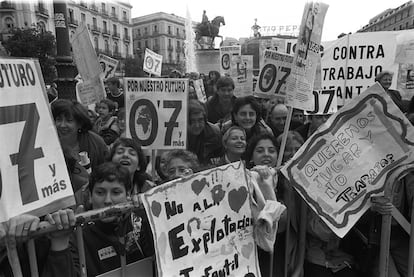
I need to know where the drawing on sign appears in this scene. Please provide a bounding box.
[222,54,230,70]
[282,85,414,237]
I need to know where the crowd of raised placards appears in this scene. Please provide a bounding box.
[1,70,413,277]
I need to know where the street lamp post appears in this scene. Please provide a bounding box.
[53,1,77,100]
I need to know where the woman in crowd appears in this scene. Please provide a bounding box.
[164,149,200,181]
[215,126,247,166]
[222,95,272,143]
[51,99,108,171]
[93,99,120,145]
[244,133,286,276]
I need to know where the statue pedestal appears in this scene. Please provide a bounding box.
[195,48,220,74]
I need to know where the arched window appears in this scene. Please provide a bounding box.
[94,37,99,50]
[5,17,14,30]
[114,41,118,54]
[124,43,129,55]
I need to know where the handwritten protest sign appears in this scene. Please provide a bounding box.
[98,54,119,81]
[124,78,187,150]
[254,49,293,100]
[286,2,329,111]
[143,48,162,77]
[0,58,75,222]
[281,83,414,237]
[141,162,261,277]
[219,45,241,76]
[76,75,106,106]
[230,55,253,98]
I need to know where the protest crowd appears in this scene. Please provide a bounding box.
[2,3,414,277]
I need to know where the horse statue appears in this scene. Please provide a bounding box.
[195,16,225,49]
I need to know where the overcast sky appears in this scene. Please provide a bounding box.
[130,0,409,42]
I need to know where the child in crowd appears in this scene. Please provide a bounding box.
[93,99,120,145]
[42,162,154,277]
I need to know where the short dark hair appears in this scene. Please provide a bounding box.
[108,138,148,176]
[89,162,131,193]
[99,99,116,112]
[216,76,235,90]
[244,133,278,168]
[188,99,207,120]
[51,99,92,132]
[231,95,262,125]
[106,76,120,87]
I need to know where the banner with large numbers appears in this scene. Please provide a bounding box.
[286,2,329,111]
[98,54,119,81]
[230,55,253,98]
[281,83,414,237]
[219,45,241,76]
[254,49,293,100]
[141,162,261,277]
[124,78,187,150]
[321,32,400,106]
[0,58,75,223]
[143,48,163,77]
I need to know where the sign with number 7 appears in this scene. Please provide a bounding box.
[0,58,74,223]
[306,89,338,115]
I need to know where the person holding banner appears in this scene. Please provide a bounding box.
[221,96,273,143]
[187,100,224,167]
[206,76,236,124]
[42,162,154,277]
[51,99,108,171]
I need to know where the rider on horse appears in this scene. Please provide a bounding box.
[202,10,212,36]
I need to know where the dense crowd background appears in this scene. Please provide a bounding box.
[1,69,414,277]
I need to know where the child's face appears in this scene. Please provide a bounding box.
[91,180,127,222]
[98,102,111,119]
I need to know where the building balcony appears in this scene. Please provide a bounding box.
[113,51,121,58]
[0,1,15,11]
[112,32,120,39]
[102,29,111,36]
[102,9,108,16]
[90,4,98,12]
[111,13,118,20]
[176,46,181,53]
[152,30,159,35]
[123,34,130,42]
[102,49,112,56]
[167,45,173,51]
[68,18,79,27]
[91,25,100,34]
[122,17,129,24]
[35,6,49,18]
[79,1,88,8]
[153,45,160,52]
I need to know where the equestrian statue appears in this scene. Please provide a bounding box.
[195,11,225,49]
